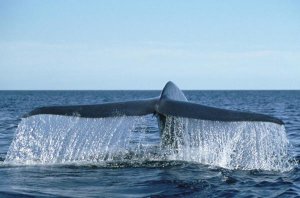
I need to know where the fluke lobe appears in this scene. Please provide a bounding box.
[25,81,284,125]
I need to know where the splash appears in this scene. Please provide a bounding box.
[5,115,160,165]
[5,115,295,171]
[162,116,295,171]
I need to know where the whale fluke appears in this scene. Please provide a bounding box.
[24,81,284,125]
[24,98,159,118]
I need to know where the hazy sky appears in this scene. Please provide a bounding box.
[0,0,299,90]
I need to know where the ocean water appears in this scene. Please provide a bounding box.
[0,90,299,197]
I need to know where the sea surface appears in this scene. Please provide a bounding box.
[0,90,299,197]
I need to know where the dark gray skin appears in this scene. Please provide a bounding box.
[25,81,284,125]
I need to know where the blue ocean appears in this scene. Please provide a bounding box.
[0,90,299,197]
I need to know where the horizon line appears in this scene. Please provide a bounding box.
[0,89,299,91]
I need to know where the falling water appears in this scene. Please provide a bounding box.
[5,115,160,165]
[5,115,295,171]
[162,116,295,171]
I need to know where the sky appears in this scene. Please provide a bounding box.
[0,0,299,90]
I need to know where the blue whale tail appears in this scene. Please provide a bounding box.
[24,81,284,125]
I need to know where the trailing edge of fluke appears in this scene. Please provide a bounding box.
[25,81,284,125]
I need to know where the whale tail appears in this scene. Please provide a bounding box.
[24,81,284,126]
